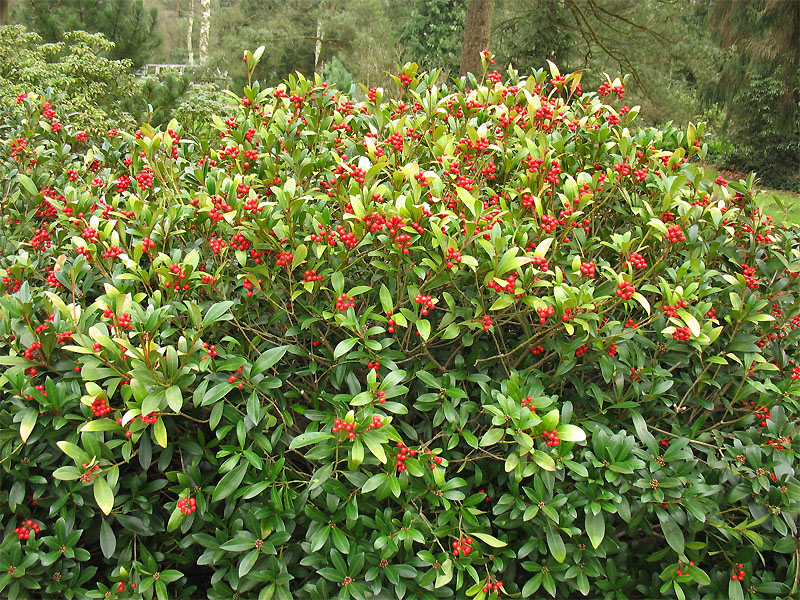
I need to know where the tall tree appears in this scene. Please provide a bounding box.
[0,0,10,26]
[17,0,161,67]
[459,0,494,77]
[400,0,466,75]
[198,0,211,64]
[186,0,195,65]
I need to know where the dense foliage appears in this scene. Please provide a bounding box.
[1,51,799,600]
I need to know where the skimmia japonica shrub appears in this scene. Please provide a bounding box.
[0,49,799,600]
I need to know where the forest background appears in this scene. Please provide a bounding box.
[1,0,798,192]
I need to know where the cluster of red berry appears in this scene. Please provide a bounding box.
[91,397,112,417]
[675,561,695,576]
[755,405,771,426]
[394,442,416,472]
[665,224,686,243]
[482,315,492,331]
[336,293,356,311]
[731,563,746,581]
[672,327,691,341]
[579,261,595,277]
[116,582,136,593]
[303,269,322,282]
[529,345,545,355]
[367,416,383,430]
[445,247,462,268]
[482,579,504,595]
[544,429,561,447]
[414,294,435,315]
[14,520,40,540]
[520,396,537,412]
[386,310,395,334]
[662,299,687,317]
[177,496,197,514]
[452,536,473,557]
[627,252,648,269]
[332,418,356,439]
[80,463,100,482]
[536,306,554,323]
[616,281,635,300]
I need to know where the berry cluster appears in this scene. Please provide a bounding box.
[665,224,686,243]
[303,269,322,282]
[482,579,504,595]
[367,416,383,430]
[14,520,40,540]
[445,247,462,268]
[452,536,473,557]
[536,306,554,323]
[426,449,444,469]
[374,390,386,404]
[675,561,695,576]
[414,294,435,315]
[482,315,492,331]
[672,326,691,341]
[332,418,356,439]
[529,344,545,355]
[520,396,537,412]
[80,463,100,482]
[335,293,355,311]
[627,252,648,269]
[579,261,595,277]
[662,299,687,317]
[177,497,197,514]
[394,442,416,472]
[731,564,746,581]
[386,309,395,334]
[616,281,635,300]
[91,397,112,417]
[544,429,561,447]
[755,405,771,426]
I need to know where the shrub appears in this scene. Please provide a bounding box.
[1,51,799,600]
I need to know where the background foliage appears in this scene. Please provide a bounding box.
[0,48,798,599]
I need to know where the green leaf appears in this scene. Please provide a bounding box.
[334,338,358,359]
[203,301,234,328]
[363,434,387,464]
[490,295,514,311]
[53,466,81,480]
[557,424,586,442]
[585,509,605,549]
[165,386,182,412]
[434,558,453,588]
[251,345,289,376]
[480,428,504,446]
[379,284,393,313]
[470,532,506,548]
[658,511,685,554]
[79,419,121,433]
[546,527,566,563]
[153,418,167,448]
[239,549,260,578]
[17,174,38,196]
[57,441,88,464]
[331,271,344,295]
[290,431,334,449]
[100,519,116,558]
[361,472,386,494]
[167,507,186,533]
[93,477,114,515]
[728,578,744,600]
[19,408,37,442]
[416,319,430,341]
[531,450,556,471]
[212,464,248,502]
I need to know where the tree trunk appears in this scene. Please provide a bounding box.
[459,0,495,78]
[198,0,211,64]
[314,13,323,74]
[187,0,195,65]
[0,0,10,26]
